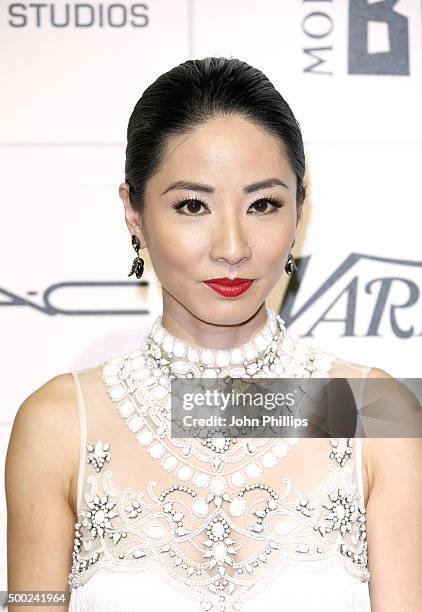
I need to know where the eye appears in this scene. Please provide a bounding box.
[171,194,284,216]
[171,197,209,215]
[247,196,284,214]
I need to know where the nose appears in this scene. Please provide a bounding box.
[209,214,252,266]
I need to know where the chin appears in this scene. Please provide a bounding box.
[201,303,263,323]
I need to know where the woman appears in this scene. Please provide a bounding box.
[6,57,422,611]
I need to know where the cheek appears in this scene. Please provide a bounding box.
[253,224,293,261]
[146,217,206,272]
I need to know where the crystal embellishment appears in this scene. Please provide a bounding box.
[86,440,111,472]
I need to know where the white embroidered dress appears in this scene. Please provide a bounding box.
[67,307,372,611]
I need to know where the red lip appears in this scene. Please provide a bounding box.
[204,279,254,297]
[204,277,253,286]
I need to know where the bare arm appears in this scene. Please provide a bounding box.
[5,374,79,611]
[365,367,422,611]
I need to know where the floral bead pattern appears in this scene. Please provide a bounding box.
[69,436,370,599]
[328,439,353,467]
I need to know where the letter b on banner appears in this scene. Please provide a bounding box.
[348,0,409,75]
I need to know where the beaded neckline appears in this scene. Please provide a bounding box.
[143,305,286,378]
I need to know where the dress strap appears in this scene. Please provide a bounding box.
[354,364,372,509]
[71,371,87,516]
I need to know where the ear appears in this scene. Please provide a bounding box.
[119,182,147,248]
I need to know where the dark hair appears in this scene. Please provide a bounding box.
[125,56,306,213]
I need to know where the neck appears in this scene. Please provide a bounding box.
[160,300,269,351]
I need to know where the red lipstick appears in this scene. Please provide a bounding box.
[203,277,254,297]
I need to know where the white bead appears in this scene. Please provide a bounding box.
[246,363,259,375]
[152,327,164,342]
[192,497,208,517]
[172,341,186,358]
[118,400,135,417]
[170,361,190,375]
[231,471,245,487]
[245,463,261,478]
[211,523,225,538]
[193,472,209,488]
[231,348,242,363]
[261,452,277,468]
[177,465,193,481]
[136,429,153,446]
[210,477,226,495]
[229,496,246,517]
[127,416,143,432]
[109,385,125,401]
[213,542,227,560]
[229,367,247,377]
[187,347,199,362]
[200,349,214,365]
[162,336,174,353]
[151,385,168,399]
[102,364,120,377]
[161,455,177,471]
[273,441,289,457]
[148,441,165,459]
[215,351,230,367]
[244,344,258,360]
[212,438,227,451]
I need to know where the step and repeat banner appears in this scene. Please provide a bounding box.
[1,0,421,596]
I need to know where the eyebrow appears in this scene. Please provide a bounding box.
[160,178,289,196]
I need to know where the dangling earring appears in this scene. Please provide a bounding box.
[128,234,144,279]
[285,253,297,275]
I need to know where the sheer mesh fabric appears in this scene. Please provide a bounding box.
[68,331,372,612]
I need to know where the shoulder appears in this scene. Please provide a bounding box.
[360,366,422,501]
[5,373,79,506]
[12,373,77,433]
[365,365,419,410]
[367,366,393,378]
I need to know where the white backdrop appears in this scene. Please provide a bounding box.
[1,0,421,601]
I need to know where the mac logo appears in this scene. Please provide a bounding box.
[0,281,150,316]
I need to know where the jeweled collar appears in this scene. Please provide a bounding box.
[142,305,286,379]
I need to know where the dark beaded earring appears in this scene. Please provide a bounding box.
[128,234,145,279]
[285,253,297,275]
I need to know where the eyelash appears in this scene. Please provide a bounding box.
[171,194,284,215]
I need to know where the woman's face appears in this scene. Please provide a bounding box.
[121,114,301,337]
